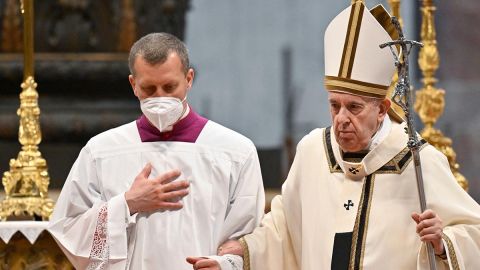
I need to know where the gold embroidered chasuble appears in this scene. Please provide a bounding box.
[242,121,480,270]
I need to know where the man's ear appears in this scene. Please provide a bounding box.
[378,98,391,121]
[129,75,138,97]
[380,98,391,115]
[186,68,194,91]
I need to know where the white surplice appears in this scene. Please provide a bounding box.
[242,120,480,270]
[49,120,265,270]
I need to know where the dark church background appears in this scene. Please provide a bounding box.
[0,0,479,203]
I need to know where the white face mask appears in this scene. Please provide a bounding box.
[140,96,187,132]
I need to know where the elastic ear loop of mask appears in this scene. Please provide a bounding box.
[176,95,189,123]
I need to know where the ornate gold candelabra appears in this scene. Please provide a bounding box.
[415,0,468,190]
[1,0,54,220]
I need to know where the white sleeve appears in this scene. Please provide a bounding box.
[219,148,265,241]
[417,146,480,270]
[241,140,305,270]
[48,146,135,270]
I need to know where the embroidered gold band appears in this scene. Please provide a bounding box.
[441,232,460,270]
[370,5,400,54]
[339,1,364,78]
[370,5,398,41]
[239,237,250,270]
[325,75,388,98]
[349,175,375,270]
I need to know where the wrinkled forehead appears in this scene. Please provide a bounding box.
[328,92,385,111]
[328,90,375,102]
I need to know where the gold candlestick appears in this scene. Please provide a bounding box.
[415,0,468,190]
[1,0,54,220]
[21,0,33,78]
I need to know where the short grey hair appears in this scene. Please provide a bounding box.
[128,32,190,76]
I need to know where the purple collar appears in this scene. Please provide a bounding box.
[136,107,208,143]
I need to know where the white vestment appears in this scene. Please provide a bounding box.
[49,120,265,269]
[243,121,480,270]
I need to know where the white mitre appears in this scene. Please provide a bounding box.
[324,0,403,122]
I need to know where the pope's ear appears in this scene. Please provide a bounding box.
[379,98,391,116]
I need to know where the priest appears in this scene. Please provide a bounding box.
[188,1,480,270]
[48,32,265,269]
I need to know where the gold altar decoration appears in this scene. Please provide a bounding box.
[415,0,468,190]
[0,231,73,269]
[1,0,55,220]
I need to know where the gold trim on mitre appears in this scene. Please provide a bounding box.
[325,1,395,98]
[339,1,365,78]
[370,5,399,42]
[324,2,403,123]
[325,75,388,98]
[370,4,404,123]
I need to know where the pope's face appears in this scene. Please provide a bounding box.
[328,92,390,152]
[128,52,194,101]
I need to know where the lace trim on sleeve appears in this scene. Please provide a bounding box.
[87,204,110,270]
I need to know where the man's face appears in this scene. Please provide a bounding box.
[129,52,194,101]
[328,92,390,152]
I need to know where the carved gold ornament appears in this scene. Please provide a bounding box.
[415,0,468,190]
[1,0,55,220]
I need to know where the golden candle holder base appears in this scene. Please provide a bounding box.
[0,229,73,269]
[415,0,469,190]
[1,76,54,221]
[417,124,469,191]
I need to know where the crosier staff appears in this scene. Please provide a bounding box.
[380,17,437,270]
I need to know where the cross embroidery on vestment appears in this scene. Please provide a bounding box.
[349,167,359,174]
[344,200,354,210]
